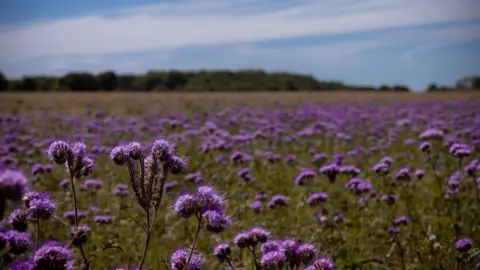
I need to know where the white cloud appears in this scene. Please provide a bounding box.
[0,0,479,64]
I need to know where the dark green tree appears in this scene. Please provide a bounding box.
[97,71,118,91]
[0,72,8,91]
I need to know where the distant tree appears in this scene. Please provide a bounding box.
[144,72,163,91]
[426,83,438,92]
[378,85,391,91]
[60,72,98,91]
[117,75,136,90]
[0,72,8,91]
[97,71,118,91]
[22,77,38,91]
[392,85,410,92]
[164,70,187,90]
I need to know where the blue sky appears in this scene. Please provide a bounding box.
[1,0,480,90]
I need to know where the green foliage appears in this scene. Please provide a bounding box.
[0,71,8,91]
[1,69,413,92]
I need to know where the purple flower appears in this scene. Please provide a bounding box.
[170,248,204,270]
[82,179,104,190]
[233,232,252,248]
[6,230,31,255]
[294,169,316,186]
[419,141,432,153]
[94,215,113,225]
[109,146,127,166]
[455,237,473,252]
[195,186,224,214]
[174,194,197,218]
[33,243,72,270]
[213,243,231,262]
[7,259,33,270]
[126,141,143,160]
[47,141,72,164]
[260,250,287,268]
[419,128,444,141]
[69,225,89,246]
[305,256,335,270]
[112,184,128,197]
[63,210,87,224]
[393,215,410,226]
[415,169,424,179]
[380,194,397,205]
[306,193,328,206]
[203,210,229,233]
[296,243,316,264]
[267,195,289,209]
[166,156,188,175]
[29,196,56,220]
[395,168,411,181]
[0,170,28,201]
[9,209,28,232]
[151,139,174,162]
[261,240,281,254]
[249,201,263,213]
[319,164,339,183]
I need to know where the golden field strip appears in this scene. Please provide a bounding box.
[1,91,479,114]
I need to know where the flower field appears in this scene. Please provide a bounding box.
[0,92,479,270]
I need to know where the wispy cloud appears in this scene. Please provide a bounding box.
[0,0,479,63]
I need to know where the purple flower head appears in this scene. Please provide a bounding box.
[381,194,397,205]
[415,169,424,179]
[71,142,87,158]
[261,240,281,254]
[186,172,203,184]
[380,156,394,166]
[126,141,143,160]
[174,194,198,218]
[255,192,268,201]
[6,230,31,255]
[213,243,231,262]
[94,215,113,225]
[82,179,104,190]
[419,141,432,153]
[237,167,254,182]
[33,243,72,270]
[306,193,328,206]
[195,185,224,214]
[171,248,204,270]
[267,195,289,209]
[47,141,72,164]
[465,160,478,177]
[294,169,316,186]
[248,227,270,244]
[233,232,252,248]
[284,154,297,165]
[305,256,335,270]
[281,239,299,265]
[395,168,411,181]
[28,195,56,220]
[69,225,89,246]
[297,243,316,264]
[203,210,229,233]
[319,163,339,183]
[388,227,401,234]
[311,153,327,165]
[260,250,287,269]
[371,162,389,175]
[419,128,444,141]
[393,215,410,226]
[112,184,128,197]
[63,210,87,225]
[0,170,28,201]
[59,179,69,189]
[449,143,472,158]
[31,163,45,176]
[167,156,188,175]
[249,201,263,213]
[455,237,473,252]
[109,146,127,166]
[7,259,33,270]
[151,139,174,162]
[339,165,361,177]
[9,209,29,232]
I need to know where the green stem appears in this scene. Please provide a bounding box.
[139,209,151,270]
[69,173,90,270]
[183,216,203,270]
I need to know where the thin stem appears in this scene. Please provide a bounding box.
[394,236,406,270]
[69,173,90,270]
[225,256,236,270]
[249,246,259,270]
[183,216,203,270]
[139,209,151,270]
[36,218,40,249]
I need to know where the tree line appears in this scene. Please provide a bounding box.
[0,69,412,92]
[0,70,478,92]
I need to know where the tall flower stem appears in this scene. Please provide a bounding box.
[225,256,236,270]
[184,215,203,270]
[248,246,259,270]
[139,209,151,270]
[69,174,90,270]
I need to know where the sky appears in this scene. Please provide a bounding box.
[1,0,480,90]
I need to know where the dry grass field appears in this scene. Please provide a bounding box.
[1,91,479,114]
